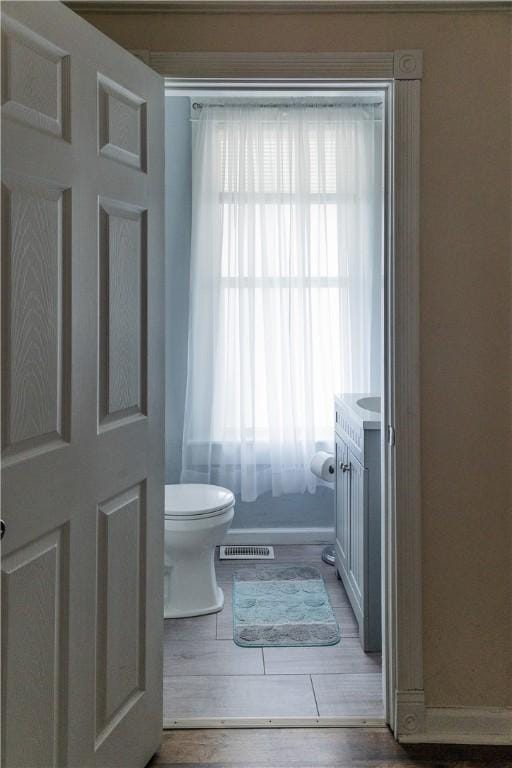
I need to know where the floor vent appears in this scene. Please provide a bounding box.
[219,545,275,560]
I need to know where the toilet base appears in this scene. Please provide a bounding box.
[164,586,225,619]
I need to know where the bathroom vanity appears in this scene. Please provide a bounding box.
[334,394,381,652]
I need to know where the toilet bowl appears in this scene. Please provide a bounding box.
[164,483,235,619]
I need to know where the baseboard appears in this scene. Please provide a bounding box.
[163,716,387,729]
[396,691,512,744]
[223,526,334,545]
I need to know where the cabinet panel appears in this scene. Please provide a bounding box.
[335,436,349,574]
[348,454,367,612]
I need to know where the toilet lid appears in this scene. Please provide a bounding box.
[164,483,234,518]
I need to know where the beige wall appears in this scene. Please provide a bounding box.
[79,7,512,710]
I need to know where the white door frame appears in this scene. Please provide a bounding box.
[158,50,423,740]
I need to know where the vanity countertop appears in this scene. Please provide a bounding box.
[335,393,382,430]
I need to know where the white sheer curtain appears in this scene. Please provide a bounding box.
[181,102,383,501]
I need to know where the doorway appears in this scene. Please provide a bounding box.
[163,81,391,728]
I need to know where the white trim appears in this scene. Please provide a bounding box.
[166,79,389,93]
[163,716,387,729]
[154,51,395,79]
[393,50,423,80]
[69,2,512,15]
[224,526,334,545]
[395,689,426,738]
[398,705,512,745]
[392,78,423,698]
[155,50,425,81]
[381,79,395,731]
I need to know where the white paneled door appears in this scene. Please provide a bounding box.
[1,3,165,766]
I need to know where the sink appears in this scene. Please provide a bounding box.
[356,396,381,414]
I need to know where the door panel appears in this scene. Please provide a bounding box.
[1,14,71,140]
[1,3,164,767]
[95,484,146,748]
[97,74,147,171]
[98,198,147,426]
[1,174,71,460]
[1,528,69,768]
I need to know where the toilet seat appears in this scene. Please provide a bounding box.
[164,483,234,520]
[165,506,233,522]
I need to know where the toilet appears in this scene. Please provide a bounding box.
[164,483,235,619]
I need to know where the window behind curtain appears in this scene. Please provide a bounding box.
[181,102,383,502]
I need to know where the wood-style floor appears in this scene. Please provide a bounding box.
[148,728,512,767]
[163,545,382,721]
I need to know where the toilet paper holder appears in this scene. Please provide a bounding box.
[310,451,336,483]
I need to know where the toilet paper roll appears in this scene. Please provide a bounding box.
[310,451,335,483]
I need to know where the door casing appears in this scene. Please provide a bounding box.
[162,57,423,740]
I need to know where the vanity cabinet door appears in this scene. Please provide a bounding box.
[347,452,368,615]
[335,435,350,574]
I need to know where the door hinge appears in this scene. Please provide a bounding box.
[387,425,396,446]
